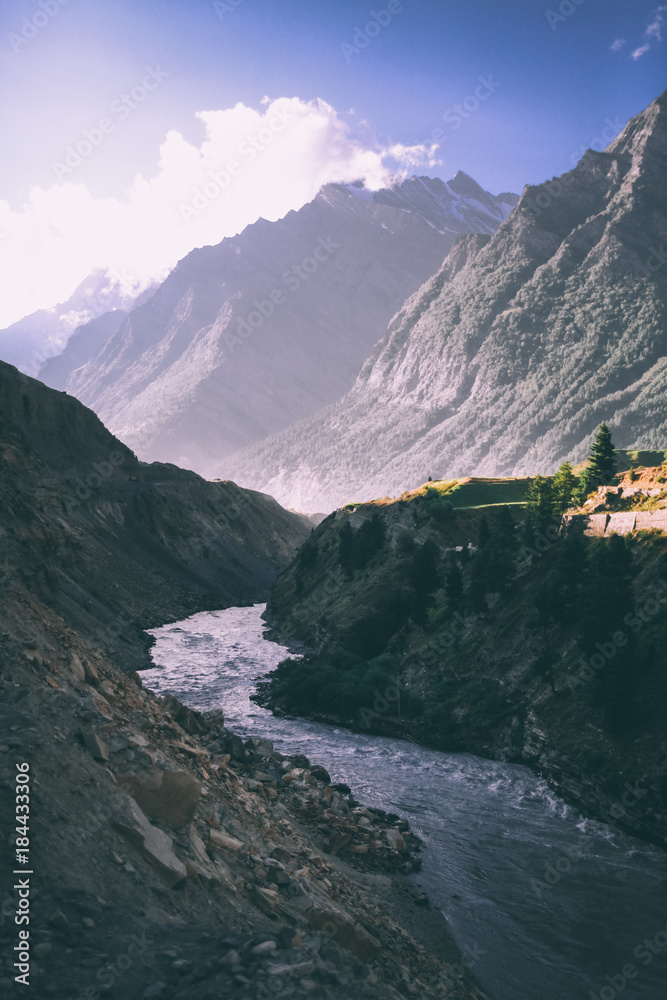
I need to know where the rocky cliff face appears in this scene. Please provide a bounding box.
[55,175,515,475]
[0,362,486,999]
[225,91,667,512]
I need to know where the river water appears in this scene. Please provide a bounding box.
[142,604,667,1000]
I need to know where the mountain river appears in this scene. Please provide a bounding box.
[142,604,667,1000]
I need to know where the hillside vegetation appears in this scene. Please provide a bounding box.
[260,462,667,847]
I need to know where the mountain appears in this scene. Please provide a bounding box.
[0,358,310,670]
[0,269,155,376]
[224,92,667,513]
[62,175,517,473]
[37,309,128,390]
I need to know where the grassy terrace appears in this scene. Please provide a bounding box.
[343,476,533,513]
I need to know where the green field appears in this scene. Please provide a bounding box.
[402,476,532,509]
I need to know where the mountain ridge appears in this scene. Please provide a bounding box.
[47,174,516,473]
[223,91,667,512]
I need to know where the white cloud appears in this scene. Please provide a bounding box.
[646,5,667,40]
[0,97,439,328]
[610,38,625,51]
[631,43,650,59]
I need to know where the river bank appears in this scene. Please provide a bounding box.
[142,604,667,1000]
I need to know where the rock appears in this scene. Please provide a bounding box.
[127,732,149,748]
[83,660,99,686]
[290,754,310,769]
[309,765,331,784]
[162,694,208,736]
[82,917,95,928]
[251,886,280,915]
[308,909,381,961]
[332,782,351,795]
[385,828,406,852]
[113,797,187,887]
[248,737,274,757]
[251,940,277,955]
[108,735,130,753]
[80,731,109,762]
[201,708,225,731]
[68,653,86,684]
[209,829,245,852]
[34,942,52,960]
[220,730,248,761]
[48,911,69,930]
[220,949,240,966]
[117,769,202,829]
[188,824,210,865]
[269,959,316,977]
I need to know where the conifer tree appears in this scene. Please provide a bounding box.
[576,424,617,503]
[552,462,575,514]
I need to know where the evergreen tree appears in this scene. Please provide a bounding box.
[552,462,576,514]
[588,423,617,483]
[444,561,464,612]
[524,475,554,534]
[576,424,617,503]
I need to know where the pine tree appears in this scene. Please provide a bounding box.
[577,424,617,503]
[552,462,575,514]
[588,423,617,483]
[525,475,554,533]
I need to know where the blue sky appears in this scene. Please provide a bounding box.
[0,0,665,324]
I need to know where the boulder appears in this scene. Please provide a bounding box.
[209,829,245,852]
[201,708,225,731]
[113,798,187,887]
[79,731,109,762]
[248,737,274,757]
[117,769,202,828]
[161,693,208,736]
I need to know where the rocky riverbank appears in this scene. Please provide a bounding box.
[0,360,490,998]
[0,591,488,1000]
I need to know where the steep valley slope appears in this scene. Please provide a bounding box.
[261,474,667,849]
[0,363,488,1000]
